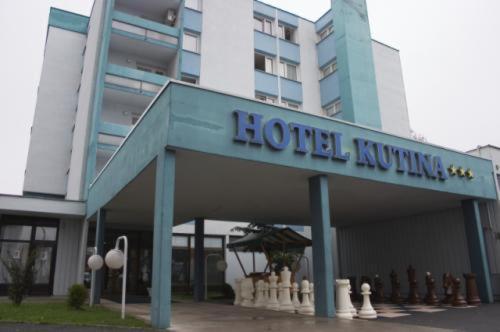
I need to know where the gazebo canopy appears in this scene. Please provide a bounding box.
[227,226,312,253]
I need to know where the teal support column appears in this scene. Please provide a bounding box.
[309,175,335,317]
[92,208,106,305]
[151,149,176,329]
[461,199,494,303]
[194,218,205,301]
[332,0,382,128]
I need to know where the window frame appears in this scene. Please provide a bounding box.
[255,53,275,75]
[185,0,201,11]
[279,60,299,81]
[256,94,277,104]
[278,23,295,43]
[318,24,334,41]
[254,16,274,36]
[183,31,200,53]
[324,99,342,117]
[320,60,337,79]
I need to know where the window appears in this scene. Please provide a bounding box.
[324,100,342,117]
[254,17,273,35]
[320,60,337,79]
[255,53,274,74]
[183,32,200,53]
[318,24,334,41]
[279,61,298,81]
[278,24,295,42]
[256,94,276,104]
[136,62,167,76]
[282,100,300,110]
[185,0,201,11]
[181,75,198,84]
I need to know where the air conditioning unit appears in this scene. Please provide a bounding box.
[165,9,176,26]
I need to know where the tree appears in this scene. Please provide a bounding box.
[0,249,37,305]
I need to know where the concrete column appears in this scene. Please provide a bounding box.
[151,149,176,329]
[461,199,494,303]
[92,208,106,305]
[194,218,205,301]
[309,175,335,317]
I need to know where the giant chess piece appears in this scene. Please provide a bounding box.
[373,275,384,303]
[407,265,421,304]
[234,278,243,306]
[452,277,468,307]
[348,284,358,317]
[266,272,280,310]
[463,273,481,305]
[348,276,358,301]
[309,282,315,305]
[292,282,301,311]
[254,279,266,308]
[279,267,295,313]
[241,277,255,307]
[441,273,454,304]
[358,283,377,319]
[298,279,314,315]
[424,272,440,305]
[390,270,403,304]
[336,279,353,319]
[263,281,270,306]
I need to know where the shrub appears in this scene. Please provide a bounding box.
[67,284,88,310]
[0,249,37,306]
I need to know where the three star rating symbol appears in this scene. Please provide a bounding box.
[448,165,473,179]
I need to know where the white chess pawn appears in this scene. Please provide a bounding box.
[234,278,243,306]
[254,280,266,308]
[241,277,255,307]
[309,282,315,305]
[266,272,280,310]
[348,284,358,317]
[358,283,377,319]
[279,267,295,313]
[292,282,301,311]
[335,279,353,319]
[298,279,314,315]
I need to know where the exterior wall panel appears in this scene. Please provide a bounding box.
[24,27,86,196]
[53,219,84,295]
[337,208,471,295]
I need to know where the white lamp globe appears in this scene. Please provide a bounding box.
[87,254,104,270]
[105,249,124,269]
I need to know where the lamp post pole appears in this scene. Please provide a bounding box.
[115,236,128,319]
[89,247,97,307]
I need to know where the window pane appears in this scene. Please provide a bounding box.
[264,21,272,34]
[278,25,284,39]
[254,18,263,31]
[287,64,297,80]
[254,53,265,71]
[0,242,30,283]
[33,247,53,284]
[35,227,57,241]
[279,62,285,77]
[204,237,222,248]
[183,33,199,53]
[0,225,32,241]
[185,0,199,10]
[265,57,273,74]
[172,236,189,248]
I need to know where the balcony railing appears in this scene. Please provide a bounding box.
[105,64,169,96]
[112,10,180,48]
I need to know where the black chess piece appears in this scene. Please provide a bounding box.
[441,273,454,304]
[374,275,384,303]
[407,265,421,304]
[348,276,358,301]
[424,272,440,305]
[390,270,403,304]
[452,277,467,307]
[463,273,481,305]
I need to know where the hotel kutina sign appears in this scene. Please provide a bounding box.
[232,110,473,181]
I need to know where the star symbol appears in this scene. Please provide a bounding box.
[465,169,474,179]
[448,165,457,176]
[457,167,466,177]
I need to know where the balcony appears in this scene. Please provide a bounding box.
[254,30,277,56]
[319,71,340,107]
[104,63,169,97]
[317,32,336,68]
[115,0,182,27]
[279,39,300,64]
[280,78,303,104]
[111,10,180,49]
[255,70,278,97]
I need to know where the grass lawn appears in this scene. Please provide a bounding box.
[0,302,149,328]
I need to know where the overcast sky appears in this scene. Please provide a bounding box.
[0,0,499,195]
